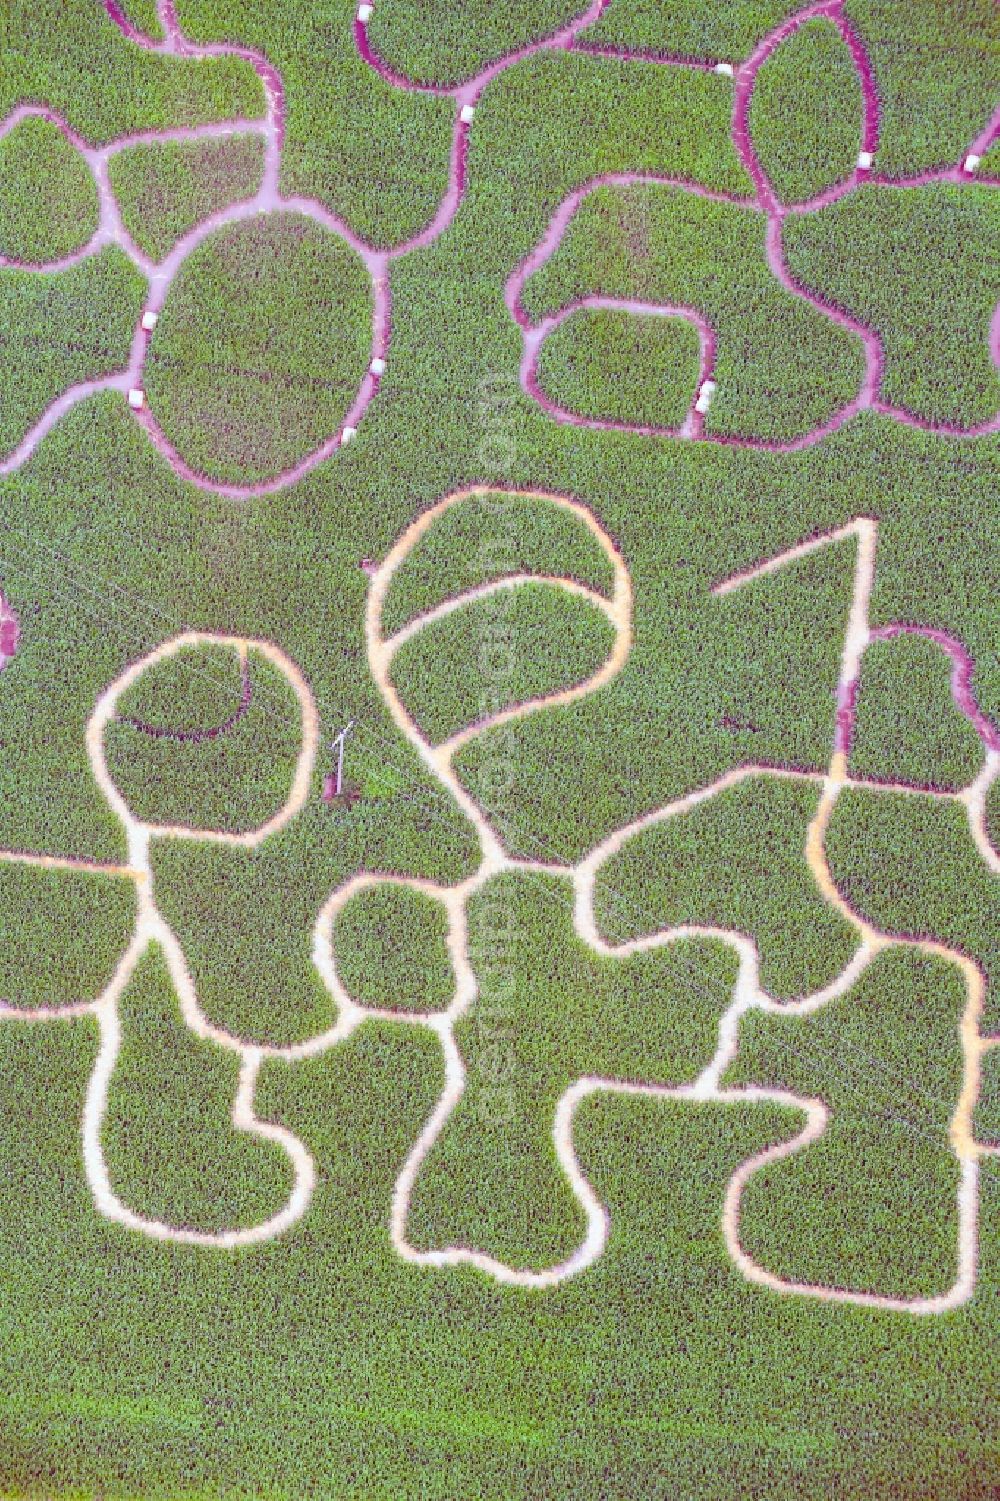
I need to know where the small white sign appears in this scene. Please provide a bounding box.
[358,4,373,22]
[714,62,734,77]
[141,310,158,332]
[857,150,873,170]
[963,153,981,173]
[128,388,145,411]
[341,425,357,445]
[460,104,476,124]
[370,357,386,376]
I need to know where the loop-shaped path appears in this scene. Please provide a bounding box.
[2,489,995,1313]
[0,3,997,1307]
[0,0,996,496]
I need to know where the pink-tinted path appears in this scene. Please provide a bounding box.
[867,624,1000,756]
[1,0,998,494]
[828,609,999,766]
[496,0,1000,448]
[519,295,716,440]
[0,592,18,669]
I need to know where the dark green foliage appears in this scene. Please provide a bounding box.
[148,838,339,1049]
[381,489,616,638]
[0,861,135,1009]
[366,0,588,86]
[850,634,985,791]
[103,643,303,834]
[0,399,997,1497]
[0,247,145,455]
[974,1050,1000,1147]
[523,183,865,442]
[726,946,966,1298]
[0,115,99,263]
[408,869,737,1267]
[108,135,265,262]
[0,0,997,1487]
[826,788,1000,1028]
[456,527,858,863]
[536,307,701,429]
[844,0,1000,176]
[785,183,1000,427]
[391,581,615,745]
[0,0,263,143]
[478,50,752,206]
[102,943,295,1232]
[988,776,1000,852]
[594,775,858,999]
[584,0,813,62]
[144,212,372,484]
[116,0,164,39]
[175,0,457,248]
[749,20,862,203]
[333,882,454,1012]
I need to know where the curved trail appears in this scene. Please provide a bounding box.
[367,499,998,1305]
[0,490,996,1301]
[502,1,1000,447]
[0,8,997,1302]
[116,649,254,743]
[0,0,996,491]
[867,623,1000,756]
[0,591,18,669]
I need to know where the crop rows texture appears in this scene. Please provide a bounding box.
[104,642,304,832]
[108,136,265,263]
[520,183,866,443]
[826,789,1000,1030]
[784,183,1000,429]
[380,489,616,634]
[725,946,966,1299]
[536,308,703,430]
[0,114,99,262]
[586,0,1000,175]
[333,883,455,1013]
[116,0,165,41]
[390,580,615,744]
[592,777,859,998]
[0,0,997,1495]
[144,214,374,485]
[407,870,737,1268]
[748,18,862,203]
[0,249,145,457]
[1,0,262,140]
[849,633,986,792]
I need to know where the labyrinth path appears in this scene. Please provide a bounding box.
[0,0,996,1313]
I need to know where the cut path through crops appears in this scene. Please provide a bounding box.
[0,487,997,1311]
[0,0,995,513]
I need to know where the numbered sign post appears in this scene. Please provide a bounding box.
[324,719,356,803]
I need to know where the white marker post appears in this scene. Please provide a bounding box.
[714,62,734,78]
[460,104,476,124]
[963,153,981,174]
[329,719,356,800]
[128,389,145,411]
[857,150,873,171]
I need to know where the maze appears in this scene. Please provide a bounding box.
[0,0,996,499]
[0,485,995,1311]
[0,1,998,1491]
